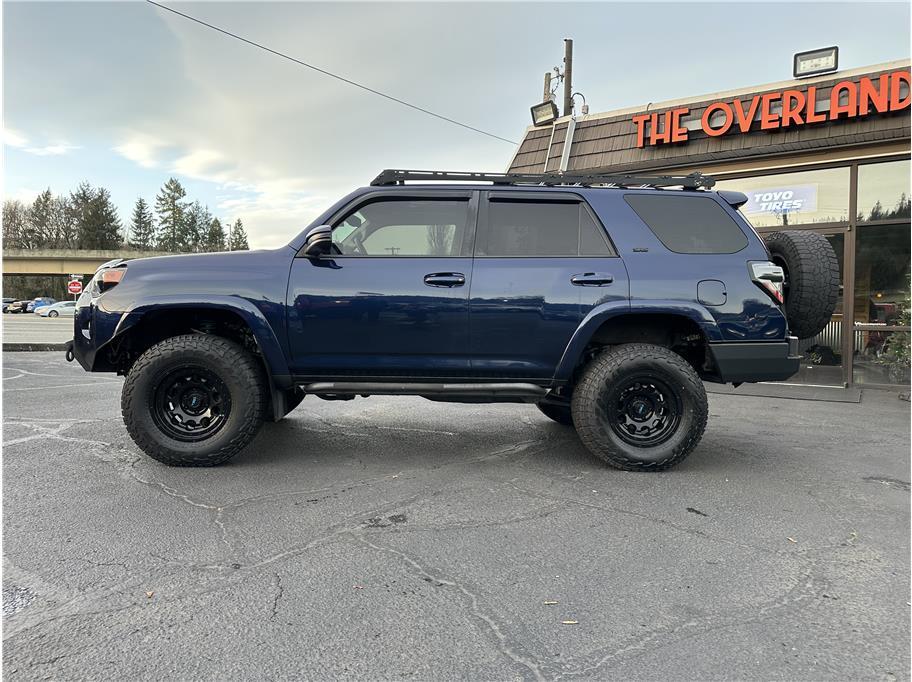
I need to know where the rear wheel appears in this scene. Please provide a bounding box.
[121,334,267,466]
[571,344,708,471]
[536,402,573,426]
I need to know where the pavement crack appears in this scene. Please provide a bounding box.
[556,566,829,679]
[126,460,219,511]
[3,419,112,447]
[354,534,549,681]
[270,573,284,620]
[500,479,791,558]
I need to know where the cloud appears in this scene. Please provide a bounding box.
[23,142,80,156]
[3,128,28,148]
[113,134,169,168]
[172,149,232,182]
[4,128,79,155]
[112,128,332,246]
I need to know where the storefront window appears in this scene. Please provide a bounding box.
[793,232,845,386]
[852,223,911,385]
[857,160,911,222]
[716,167,850,228]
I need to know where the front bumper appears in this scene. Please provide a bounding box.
[708,336,800,383]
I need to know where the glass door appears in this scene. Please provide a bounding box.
[753,225,848,386]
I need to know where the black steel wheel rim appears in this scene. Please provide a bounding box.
[606,374,682,448]
[152,366,231,442]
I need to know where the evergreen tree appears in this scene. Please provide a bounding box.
[70,182,97,247]
[155,177,188,252]
[228,218,249,250]
[26,189,54,247]
[204,217,227,252]
[79,188,123,249]
[2,200,27,248]
[129,197,156,250]
[51,195,76,249]
[184,201,212,252]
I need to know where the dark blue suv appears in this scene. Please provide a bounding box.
[67,170,838,470]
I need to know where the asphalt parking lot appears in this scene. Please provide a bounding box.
[2,351,910,680]
[2,315,73,347]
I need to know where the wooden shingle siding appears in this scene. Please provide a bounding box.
[509,64,911,174]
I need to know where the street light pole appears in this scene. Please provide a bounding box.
[563,38,573,117]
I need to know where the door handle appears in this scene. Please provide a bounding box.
[424,272,466,288]
[570,272,614,286]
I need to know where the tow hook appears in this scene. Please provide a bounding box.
[64,340,75,363]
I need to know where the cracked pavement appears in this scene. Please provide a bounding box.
[2,352,910,680]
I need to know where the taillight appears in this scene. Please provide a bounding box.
[749,261,785,304]
[98,268,126,293]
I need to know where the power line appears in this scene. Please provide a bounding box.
[145,0,518,145]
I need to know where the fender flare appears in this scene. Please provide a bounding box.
[552,300,722,382]
[110,295,292,392]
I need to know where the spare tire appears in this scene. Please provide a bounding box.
[763,230,839,340]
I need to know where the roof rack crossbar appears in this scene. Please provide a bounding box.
[370,169,715,190]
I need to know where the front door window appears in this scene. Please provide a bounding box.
[332,200,469,257]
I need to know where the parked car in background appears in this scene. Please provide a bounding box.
[6,300,32,314]
[2,298,16,313]
[26,297,56,313]
[37,301,77,317]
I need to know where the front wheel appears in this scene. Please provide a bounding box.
[571,344,708,471]
[48,310,59,317]
[121,334,268,466]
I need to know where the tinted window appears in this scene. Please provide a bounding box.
[480,200,615,257]
[333,199,468,256]
[625,194,748,254]
[580,207,614,256]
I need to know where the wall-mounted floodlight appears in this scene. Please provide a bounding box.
[531,100,559,126]
[793,46,839,78]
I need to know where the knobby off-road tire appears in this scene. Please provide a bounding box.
[537,402,574,426]
[764,230,839,340]
[571,344,708,471]
[121,334,268,466]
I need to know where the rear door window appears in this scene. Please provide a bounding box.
[624,194,748,254]
[478,198,616,257]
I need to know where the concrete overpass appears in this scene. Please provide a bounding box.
[2,249,178,276]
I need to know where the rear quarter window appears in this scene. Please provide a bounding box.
[624,194,749,254]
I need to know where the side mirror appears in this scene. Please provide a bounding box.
[302,225,333,257]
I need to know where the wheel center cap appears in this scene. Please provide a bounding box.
[629,398,653,421]
[181,389,209,414]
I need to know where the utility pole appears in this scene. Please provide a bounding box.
[562,38,573,117]
[542,71,552,103]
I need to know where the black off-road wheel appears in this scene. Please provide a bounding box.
[571,344,708,471]
[537,402,574,426]
[121,334,268,466]
[764,230,839,340]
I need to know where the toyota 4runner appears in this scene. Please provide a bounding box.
[66,169,839,471]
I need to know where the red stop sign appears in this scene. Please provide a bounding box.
[67,280,83,295]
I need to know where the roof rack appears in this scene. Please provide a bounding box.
[370,169,716,190]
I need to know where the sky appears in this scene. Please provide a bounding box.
[3,1,910,248]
